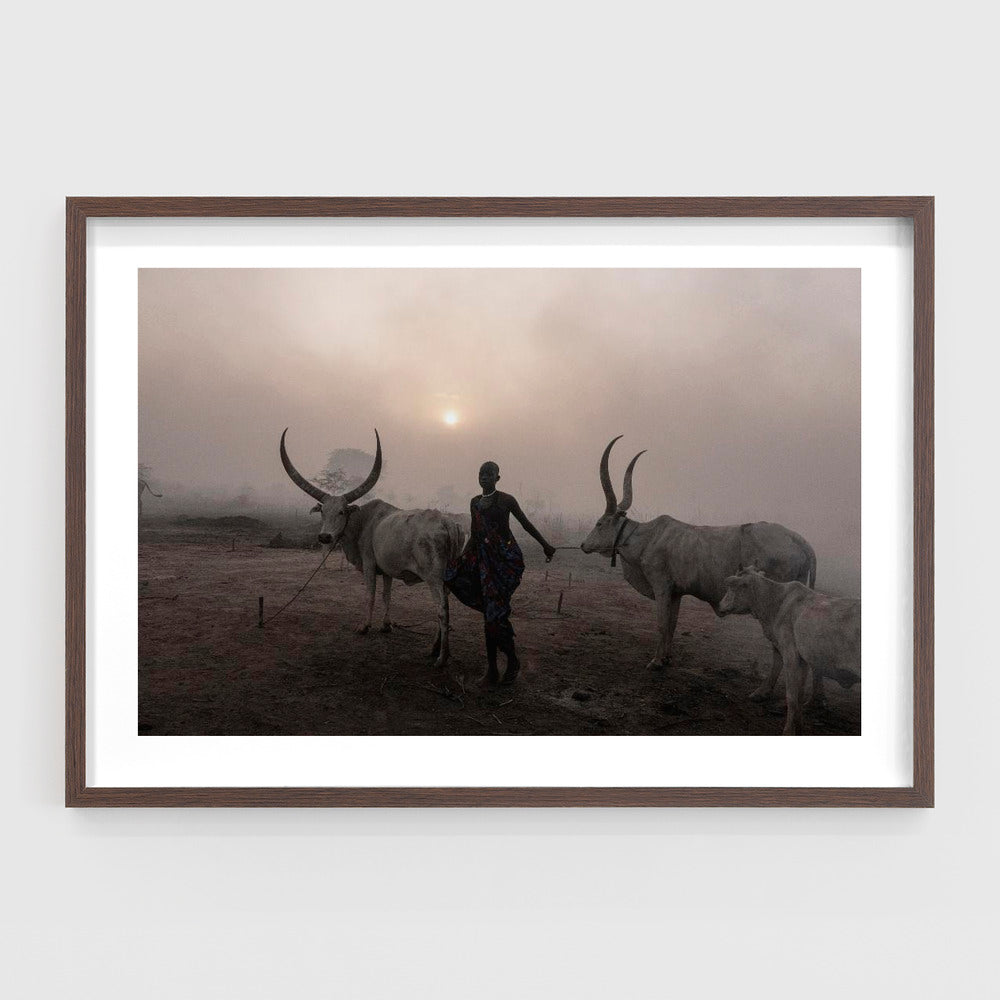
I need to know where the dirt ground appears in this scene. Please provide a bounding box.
[138,524,861,736]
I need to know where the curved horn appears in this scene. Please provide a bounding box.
[618,450,647,512]
[599,435,622,514]
[342,429,382,503]
[279,429,329,504]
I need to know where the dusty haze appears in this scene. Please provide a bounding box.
[139,268,861,592]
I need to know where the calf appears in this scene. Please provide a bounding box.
[718,568,860,735]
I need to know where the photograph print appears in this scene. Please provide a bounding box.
[138,266,861,737]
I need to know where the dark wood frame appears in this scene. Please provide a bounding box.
[66,197,934,807]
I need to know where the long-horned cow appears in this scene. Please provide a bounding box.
[580,437,817,671]
[279,429,466,668]
[719,568,860,734]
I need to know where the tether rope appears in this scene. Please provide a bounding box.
[259,547,334,626]
[255,543,583,631]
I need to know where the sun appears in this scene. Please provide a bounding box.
[442,410,459,427]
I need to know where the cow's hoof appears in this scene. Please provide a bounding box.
[433,656,448,670]
[379,622,393,633]
[749,688,770,702]
[354,623,371,635]
[482,670,500,691]
[647,658,667,671]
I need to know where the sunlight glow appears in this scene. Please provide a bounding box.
[442,410,459,426]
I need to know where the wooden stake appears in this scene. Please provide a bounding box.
[258,595,264,628]
[568,572,572,589]
[557,591,564,614]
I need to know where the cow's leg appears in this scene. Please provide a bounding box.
[750,646,783,701]
[805,665,826,709]
[648,586,679,669]
[379,576,393,632]
[355,564,377,635]
[668,595,681,642]
[782,649,807,735]
[426,580,449,669]
[439,589,450,668]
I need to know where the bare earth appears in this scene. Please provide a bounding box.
[138,530,861,737]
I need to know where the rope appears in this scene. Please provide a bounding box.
[255,545,582,632]
[259,547,334,626]
[386,620,438,634]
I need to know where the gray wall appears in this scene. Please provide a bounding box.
[1,2,992,997]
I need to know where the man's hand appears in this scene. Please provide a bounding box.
[543,543,556,562]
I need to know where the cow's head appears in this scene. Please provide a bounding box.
[279,428,382,547]
[718,566,763,615]
[580,436,647,556]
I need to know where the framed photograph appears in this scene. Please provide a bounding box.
[66,197,933,807]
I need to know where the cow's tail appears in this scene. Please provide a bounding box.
[804,540,817,589]
[448,518,469,560]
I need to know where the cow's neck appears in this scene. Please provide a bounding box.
[749,574,787,629]
[339,507,365,571]
[339,500,398,572]
[613,517,647,565]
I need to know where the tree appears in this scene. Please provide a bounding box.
[315,448,374,496]
[138,462,162,519]
[315,464,357,495]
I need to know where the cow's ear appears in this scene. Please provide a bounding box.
[310,503,322,514]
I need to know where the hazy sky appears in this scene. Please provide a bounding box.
[139,268,861,586]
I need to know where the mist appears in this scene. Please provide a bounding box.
[139,267,860,591]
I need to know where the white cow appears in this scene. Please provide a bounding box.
[719,568,861,734]
[280,429,466,667]
[581,436,817,670]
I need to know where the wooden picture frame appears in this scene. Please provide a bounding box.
[66,196,933,807]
